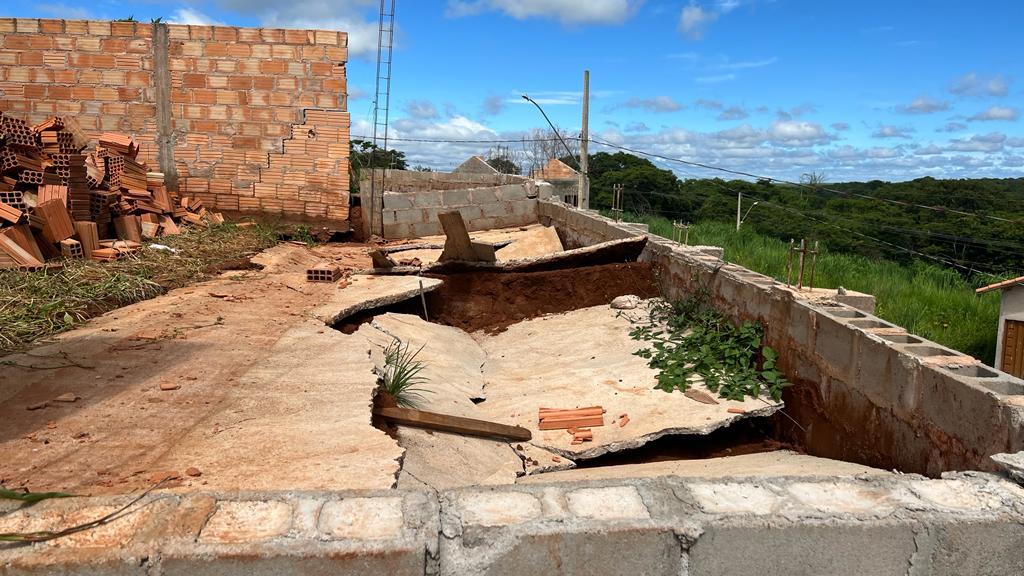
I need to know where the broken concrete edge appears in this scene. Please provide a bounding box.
[533,402,781,460]
[3,473,1024,574]
[538,200,1024,474]
[311,277,444,326]
[421,235,647,275]
[991,452,1024,485]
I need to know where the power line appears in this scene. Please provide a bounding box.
[351,134,568,144]
[586,137,1022,225]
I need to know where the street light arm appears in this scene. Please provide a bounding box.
[740,201,760,226]
[521,94,582,172]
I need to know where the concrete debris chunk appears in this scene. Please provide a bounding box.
[991,452,1024,485]
[610,294,642,310]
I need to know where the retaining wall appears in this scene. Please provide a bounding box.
[539,200,1024,476]
[3,474,1023,574]
[0,18,350,223]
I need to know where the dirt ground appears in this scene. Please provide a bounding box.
[0,242,407,496]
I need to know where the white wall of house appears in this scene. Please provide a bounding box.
[996,284,1024,369]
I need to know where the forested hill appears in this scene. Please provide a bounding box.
[584,151,1024,279]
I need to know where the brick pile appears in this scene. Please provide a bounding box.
[0,112,220,269]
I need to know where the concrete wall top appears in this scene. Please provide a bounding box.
[2,473,1023,574]
[361,168,529,194]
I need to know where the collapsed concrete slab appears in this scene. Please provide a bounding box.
[518,450,891,484]
[495,225,564,261]
[312,274,443,326]
[476,304,781,459]
[424,235,647,274]
[350,313,524,489]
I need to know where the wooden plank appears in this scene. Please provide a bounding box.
[74,221,99,261]
[373,406,532,441]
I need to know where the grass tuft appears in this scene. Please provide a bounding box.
[380,339,431,409]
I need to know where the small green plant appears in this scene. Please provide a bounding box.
[629,295,790,401]
[380,339,431,408]
[293,224,316,246]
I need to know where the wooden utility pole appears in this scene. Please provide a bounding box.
[579,70,590,210]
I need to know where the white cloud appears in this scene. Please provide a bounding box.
[896,95,950,115]
[714,56,778,70]
[872,125,915,139]
[768,120,833,147]
[945,132,1006,153]
[619,96,684,113]
[695,98,723,110]
[446,0,639,24]
[679,2,718,39]
[220,0,379,56]
[831,122,850,131]
[936,122,967,133]
[950,72,1010,98]
[169,7,225,25]
[625,122,650,133]
[405,100,439,120]
[716,106,748,121]
[1007,137,1024,148]
[968,106,1020,122]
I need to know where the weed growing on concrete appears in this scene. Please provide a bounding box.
[629,297,791,401]
[380,339,431,409]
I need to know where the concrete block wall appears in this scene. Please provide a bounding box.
[539,200,1024,475]
[359,168,553,238]
[0,18,350,223]
[4,474,1024,574]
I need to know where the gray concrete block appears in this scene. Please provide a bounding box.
[443,189,470,206]
[481,202,512,218]
[383,192,414,211]
[413,190,444,208]
[919,366,1006,457]
[813,313,858,381]
[393,209,423,225]
[689,524,916,576]
[469,187,499,204]
[928,521,1024,576]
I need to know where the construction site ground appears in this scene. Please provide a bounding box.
[0,225,891,497]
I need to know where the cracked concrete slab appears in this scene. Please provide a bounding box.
[349,313,523,490]
[476,303,781,459]
[312,275,443,326]
[495,225,563,261]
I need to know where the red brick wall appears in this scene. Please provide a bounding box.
[0,18,350,224]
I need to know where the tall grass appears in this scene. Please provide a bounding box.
[625,214,1001,364]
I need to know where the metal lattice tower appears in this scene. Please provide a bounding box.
[368,0,396,237]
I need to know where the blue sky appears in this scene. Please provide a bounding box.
[11,0,1024,181]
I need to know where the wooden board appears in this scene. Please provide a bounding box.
[1003,320,1024,378]
[373,406,532,441]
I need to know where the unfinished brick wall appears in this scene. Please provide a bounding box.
[0,18,350,224]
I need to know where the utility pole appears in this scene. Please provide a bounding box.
[736,191,742,232]
[579,70,590,210]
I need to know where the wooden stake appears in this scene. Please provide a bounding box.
[373,406,532,441]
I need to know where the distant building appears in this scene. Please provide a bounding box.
[976,276,1024,377]
[453,156,500,175]
[529,158,579,205]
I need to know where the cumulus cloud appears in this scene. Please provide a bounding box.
[949,72,1010,98]
[936,122,967,133]
[618,96,684,113]
[220,0,380,56]
[169,7,225,25]
[405,100,439,120]
[679,2,718,39]
[896,95,950,115]
[695,99,723,110]
[872,125,915,139]
[768,120,834,147]
[968,106,1020,122]
[776,103,817,120]
[1007,137,1024,148]
[945,133,1006,153]
[716,106,749,121]
[446,0,639,24]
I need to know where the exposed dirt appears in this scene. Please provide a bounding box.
[424,262,660,334]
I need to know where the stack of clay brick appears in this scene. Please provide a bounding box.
[0,113,221,270]
[538,406,606,445]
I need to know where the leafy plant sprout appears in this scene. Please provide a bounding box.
[380,339,431,409]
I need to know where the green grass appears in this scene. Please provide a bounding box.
[0,222,279,354]
[620,214,1001,364]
